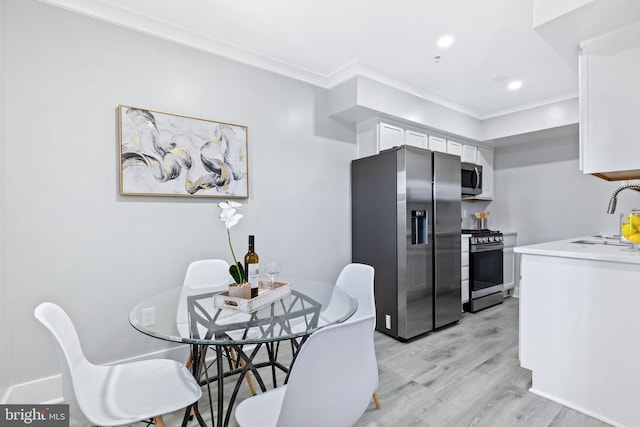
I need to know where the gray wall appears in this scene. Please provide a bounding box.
[0,0,8,397]
[2,0,355,389]
[490,127,637,246]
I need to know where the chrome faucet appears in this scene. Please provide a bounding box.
[606,183,640,214]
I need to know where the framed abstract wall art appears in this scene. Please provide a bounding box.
[118,105,248,198]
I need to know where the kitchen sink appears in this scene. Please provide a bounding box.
[570,238,629,247]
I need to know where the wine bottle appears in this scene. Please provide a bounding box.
[244,235,260,298]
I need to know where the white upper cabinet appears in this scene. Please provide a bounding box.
[580,24,640,180]
[446,140,463,157]
[378,122,404,151]
[358,122,491,201]
[473,145,494,200]
[428,136,447,153]
[404,130,428,149]
[447,139,479,163]
[461,144,478,164]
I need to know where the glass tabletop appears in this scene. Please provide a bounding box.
[129,278,358,345]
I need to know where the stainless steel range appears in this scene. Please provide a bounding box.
[462,229,504,312]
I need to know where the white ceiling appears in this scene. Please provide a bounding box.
[36,0,632,119]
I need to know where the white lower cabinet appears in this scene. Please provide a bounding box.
[503,232,517,291]
[461,235,470,305]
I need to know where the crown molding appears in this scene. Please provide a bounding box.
[37,0,575,122]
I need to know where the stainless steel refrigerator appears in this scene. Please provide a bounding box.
[351,145,461,340]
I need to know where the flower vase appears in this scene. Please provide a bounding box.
[228,283,251,299]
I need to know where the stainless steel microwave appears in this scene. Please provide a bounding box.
[461,162,482,196]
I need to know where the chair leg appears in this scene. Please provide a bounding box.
[372,391,382,409]
[239,358,258,396]
[154,415,166,427]
[185,350,192,370]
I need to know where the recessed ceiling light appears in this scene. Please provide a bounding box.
[437,35,454,48]
[507,80,522,90]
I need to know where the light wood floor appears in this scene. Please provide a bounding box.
[72,297,611,426]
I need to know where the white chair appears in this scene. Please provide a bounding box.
[183,259,232,289]
[334,263,382,409]
[34,302,202,427]
[178,259,257,396]
[234,315,377,427]
[177,259,235,339]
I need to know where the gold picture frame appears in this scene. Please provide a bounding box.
[118,105,248,198]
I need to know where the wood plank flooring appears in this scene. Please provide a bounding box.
[71,297,611,426]
[359,297,609,427]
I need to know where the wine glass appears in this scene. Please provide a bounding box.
[264,260,282,289]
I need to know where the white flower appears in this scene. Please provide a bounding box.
[218,200,245,284]
[220,208,243,229]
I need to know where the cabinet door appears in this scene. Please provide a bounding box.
[447,140,462,157]
[404,130,428,149]
[503,248,515,290]
[502,233,517,291]
[461,236,470,304]
[462,280,470,304]
[378,122,403,151]
[476,146,494,200]
[461,145,478,164]
[429,136,447,153]
[580,26,640,178]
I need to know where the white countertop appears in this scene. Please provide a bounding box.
[515,235,640,264]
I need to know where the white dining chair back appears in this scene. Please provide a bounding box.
[235,315,377,427]
[177,259,232,336]
[334,263,381,409]
[334,263,376,321]
[178,259,258,396]
[183,258,232,289]
[35,302,202,427]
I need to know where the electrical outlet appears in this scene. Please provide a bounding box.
[385,314,391,329]
[142,307,155,327]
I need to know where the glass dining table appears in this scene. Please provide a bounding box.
[129,278,357,427]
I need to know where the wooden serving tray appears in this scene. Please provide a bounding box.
[214,281,291,313]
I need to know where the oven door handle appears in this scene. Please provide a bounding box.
[470,243,504,253]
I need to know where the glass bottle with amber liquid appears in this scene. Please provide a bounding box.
[244,235,260,298]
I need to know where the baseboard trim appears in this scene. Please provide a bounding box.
[528,387,624,427]
[1,345,191,404]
